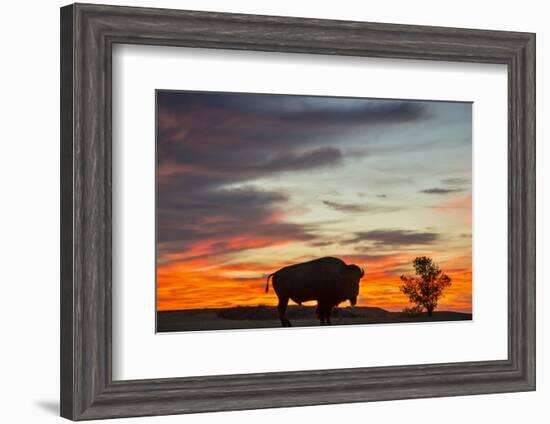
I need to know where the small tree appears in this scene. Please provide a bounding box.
[399,256,451,317]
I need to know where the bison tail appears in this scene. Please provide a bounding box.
[265,273,274,293]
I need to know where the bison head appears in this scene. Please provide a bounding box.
[341,264,364,306]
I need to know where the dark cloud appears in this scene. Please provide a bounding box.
[157,184,317,264]
[323,200,370,213]
[323,200,400,214]
[156,90,432,262]
[419,188,463,195]
[261,147,343,172]
[157,90,428,125]
[156,92,429,186]
[344,229,440,247]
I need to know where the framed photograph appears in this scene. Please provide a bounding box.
[60,3,535,420]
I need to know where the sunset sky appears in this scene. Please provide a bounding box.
[156,91,472,313]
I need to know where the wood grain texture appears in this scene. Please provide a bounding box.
[60,4,74,419]
[60,3,536,420]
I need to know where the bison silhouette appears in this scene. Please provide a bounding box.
[265,257,364,327]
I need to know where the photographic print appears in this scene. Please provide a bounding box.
[156,90,472,333]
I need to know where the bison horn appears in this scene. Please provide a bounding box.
[361,267,365,278]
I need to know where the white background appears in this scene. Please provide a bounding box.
[0,0,547,423]
[113,45,508,380]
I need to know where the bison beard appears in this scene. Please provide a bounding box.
[265,257,364,327]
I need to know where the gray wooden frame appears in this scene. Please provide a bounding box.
[60,3,536,421]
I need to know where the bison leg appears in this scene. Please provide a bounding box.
[326,305,333,325]
[277,297,292,327]
[317,304,333,325]
[317,303,326,325]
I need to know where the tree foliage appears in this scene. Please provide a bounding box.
[401,305,423,317]
[399,256,451,317]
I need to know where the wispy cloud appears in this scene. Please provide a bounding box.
[345,229,440,247]
[322,200,370,213]
[322,200,400,214]
[441,177,470,185]
[261,147,343,172]
[420,188,463,195]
